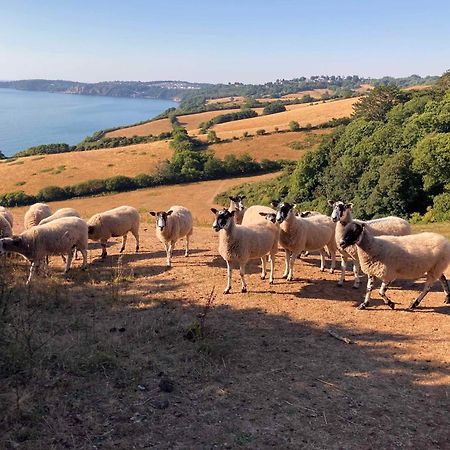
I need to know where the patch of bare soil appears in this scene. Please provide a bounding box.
[1,225,449,449]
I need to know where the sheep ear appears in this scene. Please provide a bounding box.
[211,208,218,215]
[345,203,353,209]
[271,200,280,208]
[229,196,235,201]
[241,195,246,200]
[327,200,335,206]
[166,210,173,216]
[149,211,156,216]
[300,211,310,217]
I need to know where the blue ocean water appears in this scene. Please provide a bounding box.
[0,88,177,156]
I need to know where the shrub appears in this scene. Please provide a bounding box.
[263,101,286,115]
[105,176,137,192]
[289,121,300,131]
[37,186,70,202]
[256,129,266,135]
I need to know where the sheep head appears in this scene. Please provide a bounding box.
[211,208,234,232]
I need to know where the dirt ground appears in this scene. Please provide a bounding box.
[1,204,449,449]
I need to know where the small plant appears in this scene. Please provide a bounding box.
[15,181,26,186]
[256,129,266,135]
[289,120,300,132]
[184,288,216,341]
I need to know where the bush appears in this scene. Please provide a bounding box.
[37,186,70,202]
[289,121,300,131]
[105,176,137,192]
[256,129,266,135]
[0,191,36,207]
[263,101,286,115]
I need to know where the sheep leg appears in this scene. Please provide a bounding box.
[64,251,74,274]
[352,258,362,289]
[319,249,327,272]
[101,240,107,259]
[329,249,336,274]
[165,242,174,267]
[26,261,39,285]
[282,249,290,279]
[338,254,347,286]
[224,261,232,294]
[408,280,433,310]
[61,254,67,264]
[439,274,450,304]
[287,252,299,281]
[358,276,375,309]
[184,235,190,257]
[239,264,248,293]
[260,256,266,280]
[120,234,128,253]
[269,252,275,284]
[132,229,140,252]
[80,248,88,270]
[379,282,395,309]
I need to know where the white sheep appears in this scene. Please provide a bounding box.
[329,201,411,288]
[271,201,337,281]
[24,203,52,229]
[149,205,193,267]
[39,208,80,225]
[0,206,13,228]
[87,206,140,258]
[340,222,450,310]
[228,195,247,224]
[211,207,279,294]
[0,214,13,238]
[0,217,88,284]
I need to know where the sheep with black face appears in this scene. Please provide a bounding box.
[149,205,193,267]
[340,222,450,310]
[211,207,279,294]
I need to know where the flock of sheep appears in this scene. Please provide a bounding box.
[0,196,450,311]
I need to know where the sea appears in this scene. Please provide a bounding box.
[0,88,177,157]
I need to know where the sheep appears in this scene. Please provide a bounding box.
[298,210,321,218]
[39,208,80,225]
[149,205,193,267]
[271,201,337,281]
[0,206,13,228]
[0,214,12,238]
[228,195,246,224]
[0,217,88,284]
[87,206,140,258]
[24,203,52,229]
[328,200,411,288]
[340,222,450,310]
[211,207,279,293]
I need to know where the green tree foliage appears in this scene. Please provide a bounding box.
[263,101,287,115]
[353,85,409,122]
[289,121,300,131]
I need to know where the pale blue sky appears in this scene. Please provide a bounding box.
[1,0,449,83]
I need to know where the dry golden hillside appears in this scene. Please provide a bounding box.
[0,141,172,195]
[205,97,358,139]
[106,118,172,138]
[209,129,331,161]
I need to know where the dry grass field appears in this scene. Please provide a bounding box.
[1,179,449,448]
[208,97,358,139]
[106,118,172,138]
[0,141,173,195]
[209,129,332,161]
[206,96,245,106]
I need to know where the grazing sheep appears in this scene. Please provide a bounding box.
[0,206,13,228]
[211,207,279,293]
[0,214,12,238]
[39,208,80,225]
[329,200,411,288]
[87,206,140,258]
[24,203,52,229]
[340,222,450,310]
[228,195,247,224]
[271,201,337,281]
[0,217,88,284]
[149,205,193,267]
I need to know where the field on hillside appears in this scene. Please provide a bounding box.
[1,181,449,448]
[209,129,331,161]
[0,141,173,195]
[106,118,173,138]
[208,97,358,139]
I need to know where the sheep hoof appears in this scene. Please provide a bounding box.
[119,248,125,254]
[260,274,266,280]
[387,301,395,310]
[352,284,360,289]
[282,274,288,279]
[407,304,417,311]
[223,288,231,294]
[444,296,450,304]
[269,280,274,285]
[241,287,248,293]
[330,269,335,274]
[337,282,344,287]
[320,268,325,272]
[357,303,367,310]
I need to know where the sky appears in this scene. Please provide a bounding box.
[0,0,449,84]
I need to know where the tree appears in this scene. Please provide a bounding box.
[207,130,220,143]
[263,101,286,115]
[353,85,408,122]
